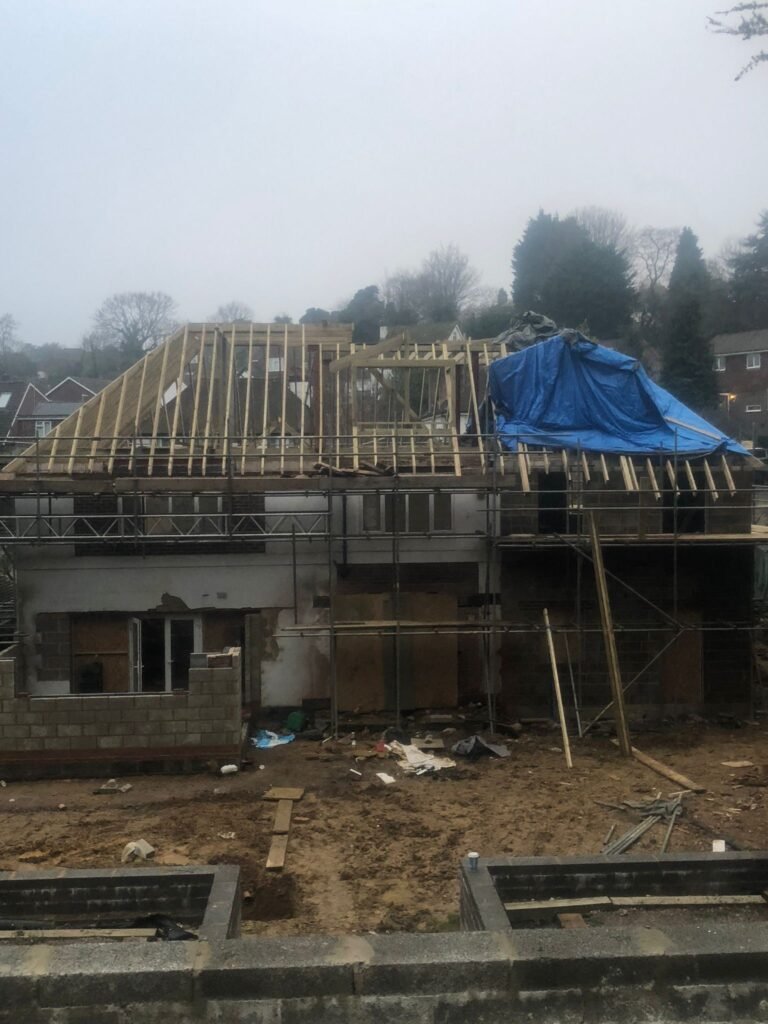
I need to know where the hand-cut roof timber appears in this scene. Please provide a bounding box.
[2,324,754,488]
[3,322,508,479]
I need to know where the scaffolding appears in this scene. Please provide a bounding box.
[0,323,763,737]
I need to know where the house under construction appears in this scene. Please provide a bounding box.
[0,321,762,769]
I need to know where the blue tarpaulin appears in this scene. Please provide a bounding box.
[488,334,749,457]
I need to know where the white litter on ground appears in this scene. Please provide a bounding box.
[389,741,456,774]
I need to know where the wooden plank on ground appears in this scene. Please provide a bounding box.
[262,787,305,802]
[0,928,156,940]
[273,799,293,835]
[504,897,612,918]
[558,913,587,929]
[610,740,706,792]
[266,833,289,871]
[611,895,765,908]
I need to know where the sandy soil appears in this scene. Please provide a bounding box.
[1,724,767,935]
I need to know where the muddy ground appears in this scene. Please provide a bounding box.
[1,724,767,934]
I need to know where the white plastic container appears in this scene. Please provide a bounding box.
[220,764,239,775]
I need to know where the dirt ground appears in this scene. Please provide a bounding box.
[1,723,767,935]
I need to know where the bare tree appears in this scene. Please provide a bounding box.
[634,227,681,291]
[573,206,636,254]
[709,3,768,78]
[386,245,480,323]
[382,269,422,323]
[633,227,680,344]
[419,244,480,320]
[92,292,177,361]
[0,314,20,356]
[209,301,254,323]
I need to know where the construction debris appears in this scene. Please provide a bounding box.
[95,779,132,795]
[602,794,684,855]
[451,735,510,759]
[252,730,295,749]
[375,773,396,786]
[389,741,456,775]
[121,839,155,863]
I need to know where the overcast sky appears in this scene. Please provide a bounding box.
[1,0,765,347]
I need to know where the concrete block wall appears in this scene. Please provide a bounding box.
[0,649,242,770]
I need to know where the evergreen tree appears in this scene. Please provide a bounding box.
[728,210,768,330]
[668,227,709,299]
[539,240,634,338]
[337,286,385,344]
[512,212,587,311]
[512,211,634,338]
[661,228,716,410]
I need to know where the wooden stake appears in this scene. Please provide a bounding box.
[587,512,632,757]
[543,608,573,769]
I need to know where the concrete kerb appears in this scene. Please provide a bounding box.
[36,942,196,1009]
[6,924,768,1015]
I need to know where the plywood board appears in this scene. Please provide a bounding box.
[336,593,390,712]
[660,613,702,703]
[400,592,457,708]
[71,614,130,693]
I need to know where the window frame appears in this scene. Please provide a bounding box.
[746,404,762,414]
[363,491,453,534]
[129,614,202,693]
[747,353,762,370]
[713,355,726,372]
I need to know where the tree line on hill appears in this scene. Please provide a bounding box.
[1,208,767,414]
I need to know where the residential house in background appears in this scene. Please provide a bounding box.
[711,329,768,444]
[0,382,47,441]
[0,377,113,459]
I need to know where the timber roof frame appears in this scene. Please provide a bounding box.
[1,322,754,491]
